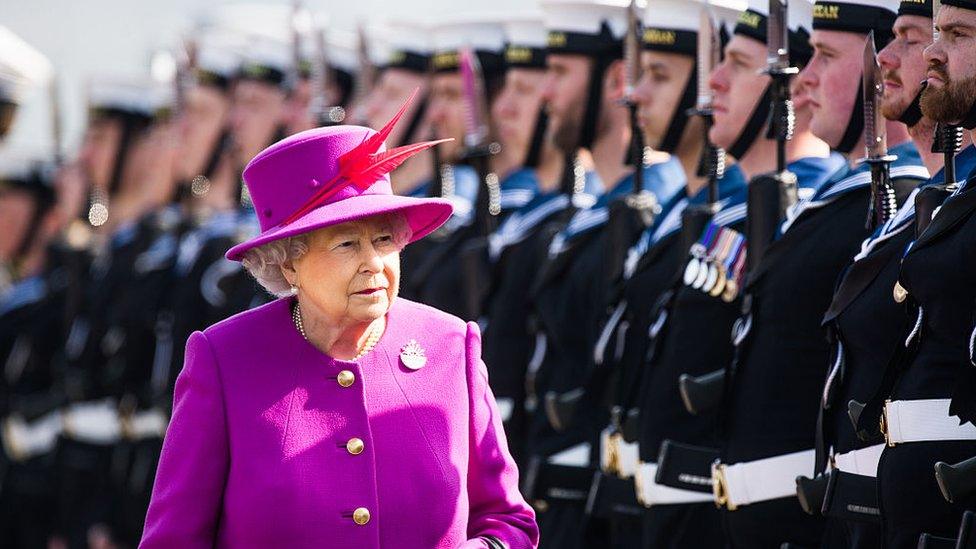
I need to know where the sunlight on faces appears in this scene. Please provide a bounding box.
[78,118,122,191]
[920,6,976,123]
[427,73,466,161]
[798,30,866,149]
[878,15,933,120]
[286,217,402,326]
[229,80,287,167]
[176,85,229,180]
[282,79,313,135]
[363,69,429,144]
[491,68,548,166]
[708,35,771,153]
[634,50,696,149]
[0,189,37,262]
[542,54,592,153]
[124,121,179,207]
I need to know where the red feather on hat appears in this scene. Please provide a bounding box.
[281,88,452,226]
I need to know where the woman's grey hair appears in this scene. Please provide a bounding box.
[241,212,413,297]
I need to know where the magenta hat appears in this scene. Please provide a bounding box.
[225,94,453,261]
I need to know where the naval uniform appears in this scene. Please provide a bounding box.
[583,165,744,549]
[719,142,929,548]
[633,157,838,548]
[819,146,976,549]
[526,160,685,549]
[0,259,71,548]
[399,164,479,317]
[874,150,976,548]
[482,173,601,467]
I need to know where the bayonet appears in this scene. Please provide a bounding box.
[309,26,346,125]
[288,1,310,91]
[861,31,898,228]
[930,0,964,187]
[458,46,500,235]
[693,4,725,205]
[623,0,647,194]
[349,23,378,122]
[764,0,799,174]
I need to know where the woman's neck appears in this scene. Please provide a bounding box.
[298,299,386,360]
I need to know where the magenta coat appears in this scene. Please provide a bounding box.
[140,297,538,548]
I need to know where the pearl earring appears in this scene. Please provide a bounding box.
[289,284,298,296]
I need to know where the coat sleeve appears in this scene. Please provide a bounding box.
[463,321,540,548]
[139,330,229,548]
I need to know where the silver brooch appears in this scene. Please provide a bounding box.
[399,339,427,370]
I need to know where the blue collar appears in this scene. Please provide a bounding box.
[0,275,46,317]
[791,152,847,195]
[931,144,976,185]
[499,168,539,211]
[562,158,686,241]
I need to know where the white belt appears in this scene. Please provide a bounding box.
[599,427,639,478]
[883,398,976,446]
[548,442,591,467]
[832,444,884,476]
[62,399,122,445]
[2,411,63,461]
[635,462,714,507]
[121,408,168,440]
[712,449,815,510]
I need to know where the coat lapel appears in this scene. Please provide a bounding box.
[908,187,976,256]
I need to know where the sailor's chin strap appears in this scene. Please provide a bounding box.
[577,54,615,151]
[524,108,549,169]
[836,81,865,155]
[897,82,925,128]
[658,68,698,154]
[961,97,976,131]
[726,85,774,161]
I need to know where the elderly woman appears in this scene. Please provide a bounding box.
[139,97,539,549]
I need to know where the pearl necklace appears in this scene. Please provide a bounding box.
[292,302,381,361]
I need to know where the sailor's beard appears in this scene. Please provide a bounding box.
[921,64,976,124]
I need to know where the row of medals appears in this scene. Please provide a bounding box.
[682,225,746,303]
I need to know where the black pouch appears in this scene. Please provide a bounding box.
[821,469,880,523]
[584,471,643,519]
[655,439,718,493]
[522,455,595,503]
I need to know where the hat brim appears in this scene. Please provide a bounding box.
[225,194,454,261]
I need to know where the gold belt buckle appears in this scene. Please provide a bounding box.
[607,432,622,474]
[711,461,737,511]
[881,399,895,447]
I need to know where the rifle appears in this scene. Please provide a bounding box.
[861,31,898,229]
[675,4,732,417]
[930,0,964,188]
[458,46,500,237]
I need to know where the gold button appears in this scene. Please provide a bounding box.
[337,370,355,387]
[352,507,370,525]
[346,437,365,455]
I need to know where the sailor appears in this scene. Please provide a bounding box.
[519,0,687,545]
[623,0,837,544]
[54,77,177,549]
[480,13,580,467]
[584,0,747,544]
[707,0,929,544]
[857,0,976,544]
[398,14,505,318]
[812,0,976,545]
[359,19,434,198]
[0,25,53,143]
[0,150,64,548]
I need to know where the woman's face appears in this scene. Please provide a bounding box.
[288,217,401,325]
